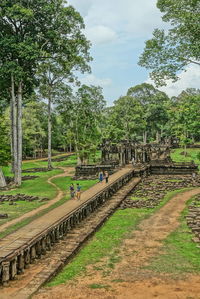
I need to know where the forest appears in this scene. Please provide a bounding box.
[0,0,200,187]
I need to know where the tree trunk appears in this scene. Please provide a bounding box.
[143,131,147,144]
[156,131,160,143]
[11,74,19,185]
[0,168,6,188]
[10,94,14,173]
[16,81,22,186]
[184,144,187,157]
[69,142,72,153]
[48,94,52,170]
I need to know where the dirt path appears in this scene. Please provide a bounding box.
[0,167,75,234]
[34,188,200,299]
[23,152,73,163]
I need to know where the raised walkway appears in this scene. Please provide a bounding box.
[0,166,131,250]
[0,164,146,286]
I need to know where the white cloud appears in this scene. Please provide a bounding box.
[85,25,118,45]
[81,74,112,87]
[67,0,200,103]
[68,0,164,42]
[147,64,200,97]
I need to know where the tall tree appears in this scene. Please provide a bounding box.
[169,92,200,153]
[127,83,169,142]
[139,0,200,85]
[72,85,105,165]
[22,101,46,158]
[0,0,91,184]
[108,96,145,142]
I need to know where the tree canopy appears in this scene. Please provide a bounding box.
[138,0,200,85]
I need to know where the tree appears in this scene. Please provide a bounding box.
[108,96,145,142]
[139,0,200,86]
[0,0,91,184]
[0,113,10,187]
[22,101,46,158]
[127,83,169,142]
[168,92,200,154]
[73,85,105,165]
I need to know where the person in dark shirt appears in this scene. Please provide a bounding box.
[105,171,109,183]
[69,183,75,199]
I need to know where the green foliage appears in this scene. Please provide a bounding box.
[58,84,106,164]
[0,112,10,166]
[22,101,47,157]
[104,96,144,141]
[128,83,169,140]
[0,0,91,87]
[139,0,200,85]
[168,93,200,144]
[171,148,200,169]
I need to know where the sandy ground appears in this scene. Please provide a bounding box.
[34,188,200,299]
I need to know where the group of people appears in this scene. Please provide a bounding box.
[69,183,81,200]
[98,170,109,183]
[69,170,109,201]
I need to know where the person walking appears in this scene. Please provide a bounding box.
[76,183,81,200]
[105,171,109,183]
[69,183,75,200]
[99,171,103,183]
[131,156,135,166]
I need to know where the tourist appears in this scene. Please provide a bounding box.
[76,183,81,200]
[69,183,75,199]
[192,172,196,181]
[105,171,109,183]
[131,156,135,166]
[99,171,103,183]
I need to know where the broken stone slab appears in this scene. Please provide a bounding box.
[0,214,8,219]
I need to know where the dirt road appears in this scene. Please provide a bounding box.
[34,188,200,299]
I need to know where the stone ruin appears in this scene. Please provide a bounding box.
[186,194,200,245]
[75,139,176,179]
[120,174,200,210]
[0,194,49,203]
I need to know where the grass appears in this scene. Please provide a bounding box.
[171,148,200,169]
[0,153,98,234]
[0,176,97,234]
[47,188,190,287]
[2,154,77,177]
[51,176,98,193]
[0,200,46,226]
[144,196,200,276]
[0,177,97,238]
[163,179,183,182]
[89,283,111,289]
[0,195,68,239]
[131,196,147,201]
[0,169,62,198]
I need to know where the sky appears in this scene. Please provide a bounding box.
[68,0,200,105]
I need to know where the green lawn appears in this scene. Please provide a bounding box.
[144,196,200,276]
[0,169,62,198]
[0,153,98,234]
[52,176,98,193]
[2,154,77,176]
[47,188,190,287]
[171,148,200,169]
